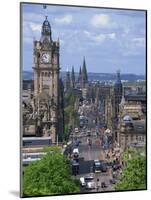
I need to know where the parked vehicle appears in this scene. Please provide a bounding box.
[101,163,108,172]
[74,127,79,133]
[79,175,94,188]
[80,177,86,186]
[23,137,52,147]
[86,181,96,190]
[87,130,91,136]
[93,160,101,173]
[93,160,107,172]
[71,160,79,176]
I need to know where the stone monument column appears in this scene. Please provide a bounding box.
[50,124,56,143]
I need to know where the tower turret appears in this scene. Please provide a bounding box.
[114,70,123,120]
[82,56,88,87]
[41,16,52,42]
[71,66,75,88]
[78,66,82,87]
[65,68,71,91]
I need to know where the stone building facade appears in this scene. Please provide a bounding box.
[23,16,64,143]
[117,94,146,149]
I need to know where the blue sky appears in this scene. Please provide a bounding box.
[22,3,146,74]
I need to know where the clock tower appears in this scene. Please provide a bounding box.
[33,16,60,143]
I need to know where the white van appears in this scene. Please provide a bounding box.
[73,148,79,154]
[75,128,79,133]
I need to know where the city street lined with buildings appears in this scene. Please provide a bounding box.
[22,4,146,196]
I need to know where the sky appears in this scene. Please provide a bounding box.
[22,3,146,74]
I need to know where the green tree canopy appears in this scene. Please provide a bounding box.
[115,148,146,190]
[23,151,80,197]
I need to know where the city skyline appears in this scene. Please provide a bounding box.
[22,4,146,75]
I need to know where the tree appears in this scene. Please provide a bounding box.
[115,148,146,190]
[23,151,80,197]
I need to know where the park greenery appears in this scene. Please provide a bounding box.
[23,146,80,197]
[115,147,146,190]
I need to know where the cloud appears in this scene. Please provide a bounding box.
[23,13,44,22]
[108,33,116,39]
[121,37,145,57]
[91,34,106,43]
[55,15,73,25]
[132,37,145,47]
[83,30,116,43]
[29,22,41,32]
[23,21,42,44]
[90,14,111,28]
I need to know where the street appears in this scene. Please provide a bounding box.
[70,131,114,193]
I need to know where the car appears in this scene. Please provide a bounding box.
[100,162,108,172]
[75,128,79,133]
[80,177,86,187]
[93,160,101,173]
[93,160,107,172]
[85,175,95,190]
[80,175,94,187]
[87,131,91,136]
[86,181,96,190]
[85,175,94,182]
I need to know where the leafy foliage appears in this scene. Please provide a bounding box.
[115,148,146,190]
[23,151,80,196]
[43,145,61,153]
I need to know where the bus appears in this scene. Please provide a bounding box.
[22,152,47,166]
[22,137,52,147]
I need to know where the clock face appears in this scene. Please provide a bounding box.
[41,53,50,63]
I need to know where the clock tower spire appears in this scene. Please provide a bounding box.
[41,16,52,42]
[33,16,60,143]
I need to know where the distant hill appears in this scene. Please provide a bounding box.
[23,71,145,82]
[23,71,33,80]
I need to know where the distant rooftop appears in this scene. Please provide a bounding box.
[125,94,146,102]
